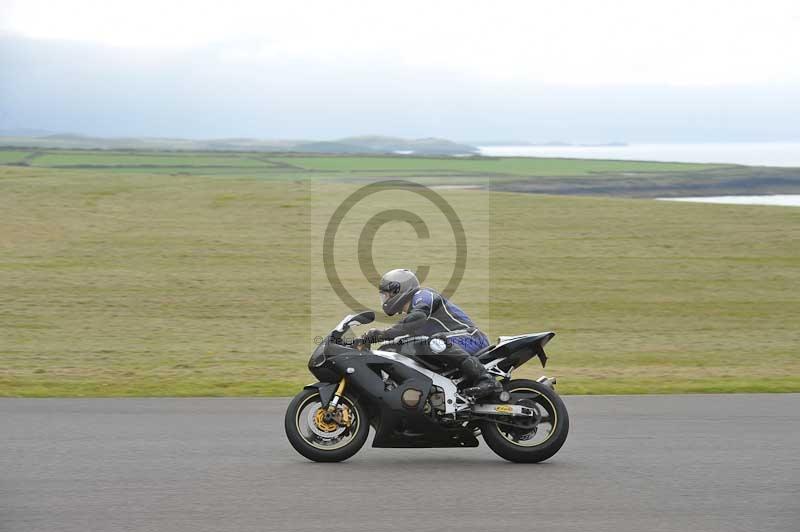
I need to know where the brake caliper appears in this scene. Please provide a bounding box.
[338,404,352,427]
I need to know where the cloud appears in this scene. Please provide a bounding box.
[2,0,800,86]
[0,32,798,141]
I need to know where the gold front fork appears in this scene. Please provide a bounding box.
[327,377,347,412]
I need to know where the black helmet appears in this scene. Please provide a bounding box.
[379,269,420,316]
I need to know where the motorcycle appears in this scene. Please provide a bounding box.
[284,311,569,463]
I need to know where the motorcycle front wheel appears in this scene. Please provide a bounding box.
[479,379,569,463]
[284,387,369,462]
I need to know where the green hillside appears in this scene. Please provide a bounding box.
[3,148,799,196]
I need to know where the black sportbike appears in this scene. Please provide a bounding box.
[285,311,569,463]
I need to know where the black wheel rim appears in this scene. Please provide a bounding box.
[294,394,360,451]
[495,387,558,447]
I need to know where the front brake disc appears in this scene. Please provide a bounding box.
[307,405,346,439]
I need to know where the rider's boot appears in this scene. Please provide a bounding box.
[459,357,503,399]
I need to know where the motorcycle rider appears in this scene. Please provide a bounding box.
[361,268,502,398]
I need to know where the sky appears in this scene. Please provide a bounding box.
[1,0,799,142]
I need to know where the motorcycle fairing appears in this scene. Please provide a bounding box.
[317,349,478,448]
[477,332,555,370]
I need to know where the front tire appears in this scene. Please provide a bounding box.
[480,379,569,463]
[284,387,369,462]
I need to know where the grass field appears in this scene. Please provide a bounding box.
[1,148,726,175]
[267,155,724,176]
[1,152,799,396]
[4,147,799,195]
[0,150,31,164]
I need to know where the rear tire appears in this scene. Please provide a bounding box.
[284,388,369,462]
[480,379,569,463]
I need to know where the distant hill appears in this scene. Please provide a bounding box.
[0,133,478,155]
[335,135,477,155]
[292,141,372,154]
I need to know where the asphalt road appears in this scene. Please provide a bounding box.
[2,395,798,532]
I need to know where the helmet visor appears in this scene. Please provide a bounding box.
[379,291,392,305]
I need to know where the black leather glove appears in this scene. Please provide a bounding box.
[362,328,385,343]
[430,331,451,343]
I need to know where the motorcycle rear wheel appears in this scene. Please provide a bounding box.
[284,388,369,462]
[479,379,569,463]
